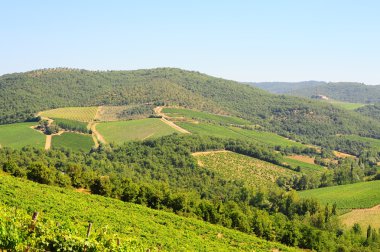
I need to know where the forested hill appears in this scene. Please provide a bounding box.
[248,81,324,94]
[1,68,380,145]
[251,81,380,104]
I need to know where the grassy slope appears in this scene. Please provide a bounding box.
[40,107,98,122]
[298,180,380,210]
[177,121,306,148]
[163,107,251,125]
[326,100,365,110]
[342,135,380,151]
[0,122,45,149]
[281,157,326,175]
[194,151,298,188]
[96,118,179,144]
[0,174,298,252]
[52,132,94,151]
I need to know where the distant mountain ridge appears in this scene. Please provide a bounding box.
[249,81,380,104]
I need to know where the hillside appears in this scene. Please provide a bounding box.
[1,68,380,149]
[252,81,380,104]
[0,173,297,251]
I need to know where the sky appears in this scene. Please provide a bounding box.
[1,0,379,84]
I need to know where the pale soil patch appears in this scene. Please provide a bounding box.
[340,205,380,229]
[287,155,316,165]
[333,151,355,158]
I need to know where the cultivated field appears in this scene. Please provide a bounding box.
[52,132,94,151]
[39,107,98,122]
[96,118,179,144]
[342,135,380,151]
[0,174,298,252]
[340,205,380,230]
[163,107,251,125]
[178,121,307,148]
[194,151,298,188]
[282,156,326,174]
[298,180,380,210]
[0,122,45,149]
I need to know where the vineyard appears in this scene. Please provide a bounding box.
[96,118,180,144]
[0,173,298,252]
[298,180,380,210]
[53,118,89,133]
[194,151,298,188]
[39,107,98,122]
[52,132,94,151]
[0,122,45,149]
[281,156,326,174]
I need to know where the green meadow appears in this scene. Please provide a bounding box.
[52,132,94,151]
[0,122,45,149]
[96,118,179,144]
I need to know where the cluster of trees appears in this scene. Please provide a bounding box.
[1,134,380,251]
[53,118,89,133]
[35,120,59,135]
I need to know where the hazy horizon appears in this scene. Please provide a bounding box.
[1,1,379,84]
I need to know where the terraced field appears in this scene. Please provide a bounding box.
[96,118,180,144]
[178,121,306,148]
[0,173,298,252]
[0,122,45,149]
[194,151,298,188]
[52,132,94,151]
[298,180,380,210]
[39,107,98,122]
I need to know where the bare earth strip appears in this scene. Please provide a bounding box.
[287,155,316,165]
[44,130,64,150]
[90,122,107,144]
[154,106,190,134]
[192,150,230,156]
[340,205,380,229]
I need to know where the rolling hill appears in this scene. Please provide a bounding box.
[1,68,380,150]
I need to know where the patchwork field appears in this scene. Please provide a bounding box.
[0,174,297,252]
[39,107,98,122]
[282,156,326,174]
[177,121,307,148]
[0,122,45,149]
[298,180,380,210]
[163,107,251,125]
[96,118,180,144]
[194,151,298,188]
[52,132,94,151]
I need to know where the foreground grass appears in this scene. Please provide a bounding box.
[40,107,98,122]
[0,122,45,149]
[96,118,179,144]
[194,151,298,188]
[298,180,380,210]
[52,132,94,151]
[0,174,298,251]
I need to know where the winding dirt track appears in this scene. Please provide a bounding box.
[90,122,106,145]
[154,107,190,134]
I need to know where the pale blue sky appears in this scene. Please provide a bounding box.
[1,1,379,84]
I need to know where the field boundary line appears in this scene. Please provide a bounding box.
[154,106,190,134]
